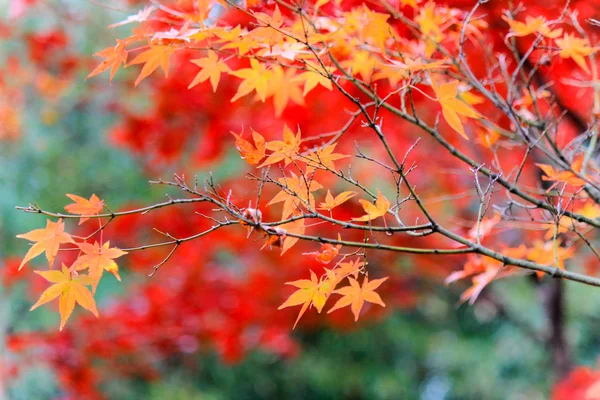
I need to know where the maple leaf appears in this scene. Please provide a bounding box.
[304,238,341,264]
[262,41,311,61]
[293,69,334,96]
[188,51,232,92]
[249,5,285,46]
[352,189,390,222]
[555,33,594,73]
[361,5,394,51]
[527,240,575,278]
[503,15,563,39]
[327,275,388,321]
[231,129,266,165]
[30,263,98,330]
[304,143,350,170]
[127,45,177,86]
[268,65,304,117]
[64,193,104,225]
[71,241,128,292]
[259,124,301,167]
[318,190,357,212]
[230,58,272,102]
[333,258,364,282]
[341,50,378,81]
[267,172,323,220]
[16,219,75,270]
[536,154,587,189]
[86,40,128,82]
[281,218,306,254]
[431,78,481,139]
[415,2,444,57]
[278,270,335,328]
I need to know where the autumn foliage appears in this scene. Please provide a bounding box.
[8,0,600,397]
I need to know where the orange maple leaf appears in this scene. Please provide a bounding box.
[259,124,301,167]
[327,275,388,321]
[555,33,594,73]
[503,15,562,39]
[127,45,177,86]
[333,258,364,282]
[231,129,266,165]
[267,172,323,220]
[71,241,128,292]
[431,78,481,139]
[188,51,232,92]
[304,238,341,264]
[230,58,272,102]
[281,218,306,254]
[268,65,304,117]
[30,263,98,330]
[16,219,75,270]
[527,240,575,278]
[318,190,357,212]
[86,40,128,82]
[536,154,587,189]
[64,193,104,225]
[352,189,390,222]
[304,143,350,170]
[278,270,335,328]
[293,69,334,96]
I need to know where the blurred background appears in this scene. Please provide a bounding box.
[2,1,600,399]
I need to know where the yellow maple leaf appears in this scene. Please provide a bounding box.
[555,33,594,73]
[527,240,575,278]
[318,190,357,212]
[17,219,75,270]
[267,172,323,220]
[341,50,378,81]
[268,65,304,117]
[304,143,350,170]
[352,189,390,222]
[503,15,562,39]
[260,124,302,167]
[536,153,587,190]
[293,69,334,96]
[64,193,104,225]
[71,241,128,292]
[188,51,232,92]
[127,45,177,86]
[431,78,481,139]
[327,275,388,321]
[30,264,99,330]
[230,58,272,102]
[278,269,335,328]
[415,2,444,57]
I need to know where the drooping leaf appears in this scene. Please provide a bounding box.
[431,78,481,139]
[71,241,128,292]
[30,264,98,330]
[127,45,177,86]
[278,270,335,328]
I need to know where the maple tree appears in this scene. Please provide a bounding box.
[8,0,600,397]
